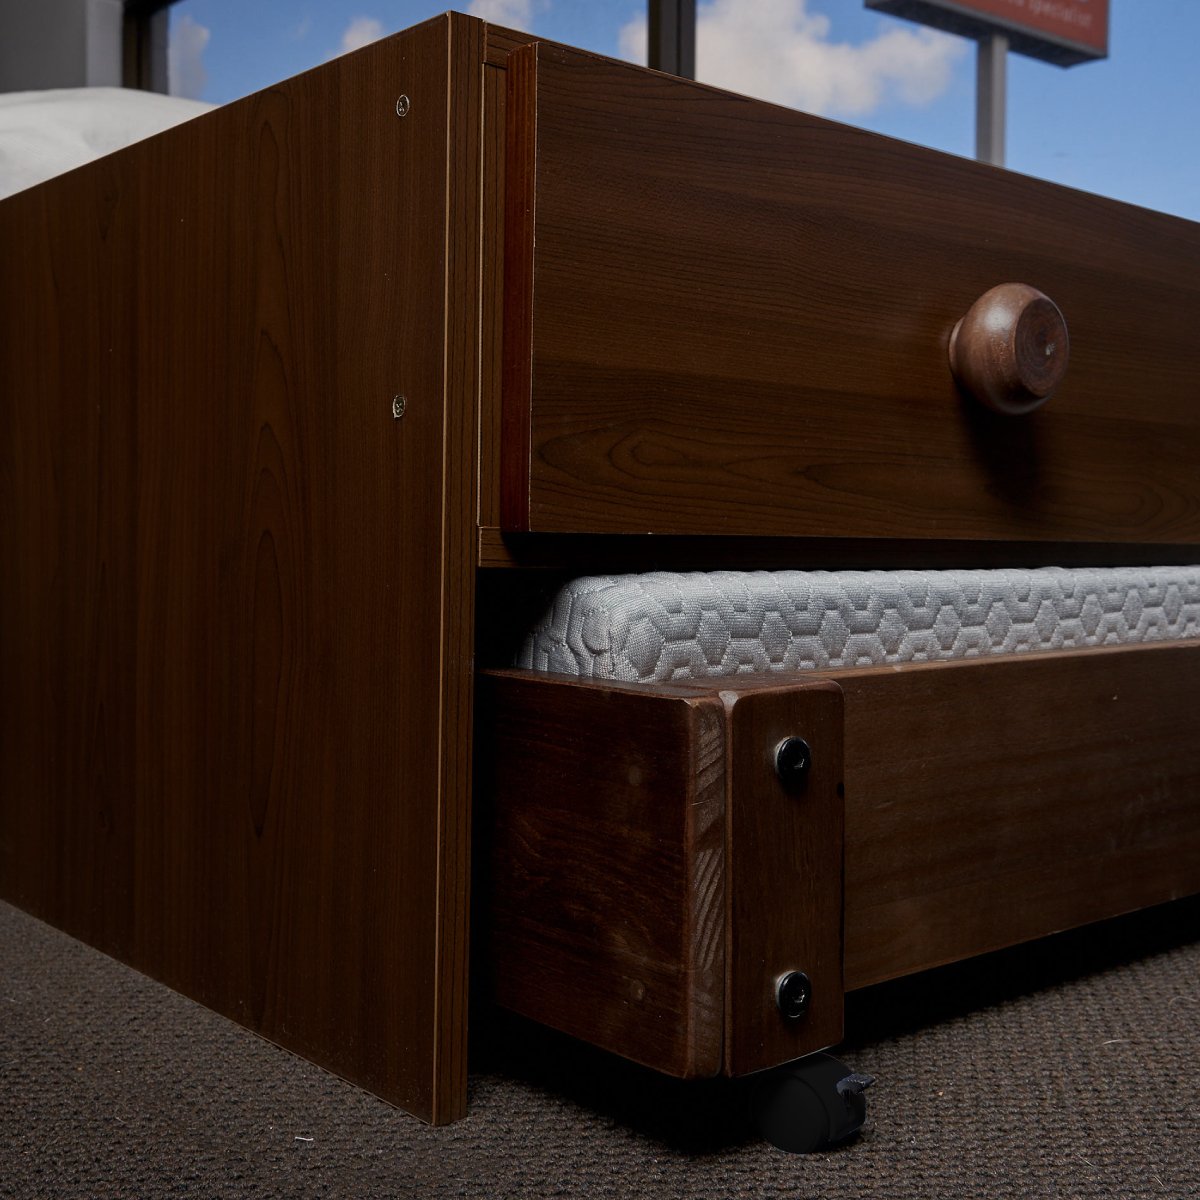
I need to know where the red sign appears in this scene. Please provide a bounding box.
[951,0,1106,53]
[865,0,1108,65]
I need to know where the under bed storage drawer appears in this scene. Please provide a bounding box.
[501,43,1200,543]
[479,640,1200,1078]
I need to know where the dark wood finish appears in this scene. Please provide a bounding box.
[7,7,1198,1121]
[478,63,507,529]
[950,283,1069,415]
[435,13,485,1123]
[723,682,844,1075]
[503,44,1200,541]
[480,670,845,1077]
[0,14,482,1124]
[825,640,1200,989]
[484,23,537,67]
[478,25,538,531]
[482,641,1200,1076]
[500,42,537,532]
[479,671,727,1078]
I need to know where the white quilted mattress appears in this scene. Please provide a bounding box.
[0,89,212,201]
[517,566,1200,682]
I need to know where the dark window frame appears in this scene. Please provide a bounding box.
[123,0,176,92]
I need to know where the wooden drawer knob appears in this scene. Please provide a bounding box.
[949,283,1069,415]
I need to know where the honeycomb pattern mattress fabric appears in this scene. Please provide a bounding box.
[517,567,1200,682]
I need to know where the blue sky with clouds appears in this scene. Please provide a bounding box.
[167,0,1199,221]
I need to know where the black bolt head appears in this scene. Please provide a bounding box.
[775,737,812,791]
[776,970,813,1021]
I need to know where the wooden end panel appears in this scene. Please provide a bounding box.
[511,45,1200,542]
[435,11,486,1124]
[499,42,537,531]
[723,682,845,1076]
[479,672,726,1078]
[0,15,483,1123]
[839,641,1200,989]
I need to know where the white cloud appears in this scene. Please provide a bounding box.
[168,14,210,101]
[339,16,385,55]
[620,0,964,118]
[466,0,537,31]
[618,14,646,65]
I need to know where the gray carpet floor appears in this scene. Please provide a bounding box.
[3,896,1199,1198]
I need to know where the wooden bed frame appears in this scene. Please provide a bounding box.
[2,13,1199,1126]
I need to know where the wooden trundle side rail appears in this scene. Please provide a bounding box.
[830,638,1200,990]
[481,640,1200,1075]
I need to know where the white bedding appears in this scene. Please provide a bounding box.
[518,566,1200,682]
[0,87,212,200]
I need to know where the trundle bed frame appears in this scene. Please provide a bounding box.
[3,13,1199,1129]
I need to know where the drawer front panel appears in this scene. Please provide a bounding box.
[502,43,1200,541]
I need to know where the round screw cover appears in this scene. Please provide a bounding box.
[776,970,812,1021]
[775,737,812,791]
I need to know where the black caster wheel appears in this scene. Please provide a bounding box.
[752,1053,875,1153]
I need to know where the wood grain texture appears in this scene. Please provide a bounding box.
[949,282,1070,416]
[0,14,482,1123]
[500,42,537,531]
[478,63,507,529]
[503,44,1200,542]
[434,12,484,1123]
[722,682,844,1075]
[826,640,1200,989]
[484,23,537,67]
[478,671,727,1078]
[481,644,1199,1076]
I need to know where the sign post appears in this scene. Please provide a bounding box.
[865,0,1109,167]
[976,31,1007,165]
